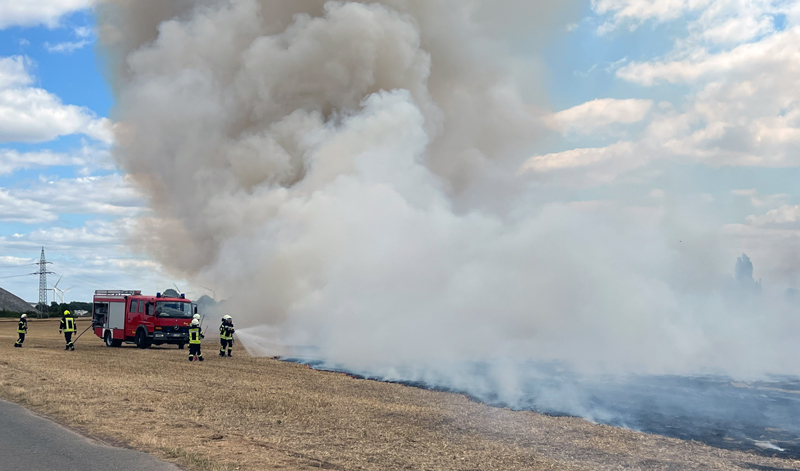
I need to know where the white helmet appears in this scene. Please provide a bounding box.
[222,315,231,320]
[193,314,200,320]
[20,314,27,318]
[191,319,199,326]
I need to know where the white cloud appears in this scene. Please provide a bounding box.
[593,0,705,33]
[746,205,800,229]
[0,189,57,224]
[19,174,144,217]
[0,56,32,88]
[0,255,32,267]
[548,98,654,135]
[732,189,790,209]
[0,0,95,29]
[519,141,650,187]
[0,174,143,224]
[628,28,800,167]
[45,25,96,54]
[618,28,800,85]
[555,8,800,176]
[74,25,93,38]
[592,0,789,42]
[0,218,193,303]
[0,55,112,143]
[0,146,113,175]
[521,141,636,172]
[45,40,91,54]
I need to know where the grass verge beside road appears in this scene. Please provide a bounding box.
[0,319,796,471]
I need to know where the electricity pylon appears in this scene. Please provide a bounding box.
[33,248,53,318]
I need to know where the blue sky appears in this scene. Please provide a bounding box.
[0,0,798,304]
[0,4,179,303]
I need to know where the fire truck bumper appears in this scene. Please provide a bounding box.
[153,332,188,343]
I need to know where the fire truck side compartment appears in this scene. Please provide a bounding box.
[109,301,125,330]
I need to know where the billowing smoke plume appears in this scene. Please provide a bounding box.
[98,0,799,390]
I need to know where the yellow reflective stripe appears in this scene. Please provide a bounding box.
[65,318,75,332]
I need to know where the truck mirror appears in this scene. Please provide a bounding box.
[194,306,198,314]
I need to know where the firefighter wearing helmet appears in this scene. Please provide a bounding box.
[59,310,77,351]
[219,315,235,357]
[188,318,205,362]
[14,313,27,348]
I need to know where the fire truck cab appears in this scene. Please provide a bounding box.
[92,290,197,349]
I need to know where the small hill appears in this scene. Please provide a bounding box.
[0,287,34,313]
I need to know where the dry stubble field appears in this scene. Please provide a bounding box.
[0,318,797,471]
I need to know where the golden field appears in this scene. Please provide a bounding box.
[0,318,796,471]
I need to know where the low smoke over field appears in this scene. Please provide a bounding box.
[97,0,799,447]
[0,320,796,470]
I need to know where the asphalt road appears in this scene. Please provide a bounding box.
[0,399,181,471]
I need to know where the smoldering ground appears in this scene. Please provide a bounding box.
[98,0,800,457]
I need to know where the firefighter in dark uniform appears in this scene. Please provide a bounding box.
[59,310,77,351]
[188,318,204,361]
[219,315,235,357]
[14,313,27,348]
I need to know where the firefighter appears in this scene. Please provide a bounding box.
[219,315,235,357]
[59,310,77,351]
[14,313,27,348]
[188,318,204,362]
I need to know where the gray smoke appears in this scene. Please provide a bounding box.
[97,0,800,394]
[735,253,762,292]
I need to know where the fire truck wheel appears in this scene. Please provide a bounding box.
[135,328,151,349]
[178,343,185,350]
[104,332,122,348]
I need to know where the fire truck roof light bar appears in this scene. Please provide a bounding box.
[94,290,142,296]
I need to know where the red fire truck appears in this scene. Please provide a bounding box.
[92,290,198,349]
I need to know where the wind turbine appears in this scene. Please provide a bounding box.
[51,276,73,304]
[56,286,74,304]
[49,276,63,304]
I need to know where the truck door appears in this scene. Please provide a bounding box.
[108,301,125,330]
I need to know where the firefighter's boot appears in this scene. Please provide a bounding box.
[65,344,70,351]
[198,355,205,362]
[219,348,225,357]
[227,349,232,357]
[189,355,194,361]
[14,342,21,348]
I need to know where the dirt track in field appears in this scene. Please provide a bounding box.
[0,318,797,471]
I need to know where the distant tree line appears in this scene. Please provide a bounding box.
[0,309,36,318]
[1,301,95,319]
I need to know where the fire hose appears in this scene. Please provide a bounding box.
[71,324,94,344]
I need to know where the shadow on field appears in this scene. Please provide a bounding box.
[743,465,799,471]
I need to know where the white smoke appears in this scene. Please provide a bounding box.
[98,0,800,396]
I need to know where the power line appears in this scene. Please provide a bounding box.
[0,273,35,280]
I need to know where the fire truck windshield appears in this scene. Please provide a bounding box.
[155,301,193,318]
